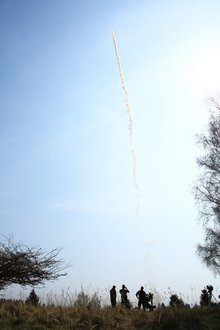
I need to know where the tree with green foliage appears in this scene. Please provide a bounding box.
[194,98,220,275]
[0,237,69,291]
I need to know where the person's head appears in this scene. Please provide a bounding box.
[122,285,125,289]
[141,286,144,290]
[113,285,116,289]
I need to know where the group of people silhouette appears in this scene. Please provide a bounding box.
[110,285,155,310]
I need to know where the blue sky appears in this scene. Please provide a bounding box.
[1,0,220,304]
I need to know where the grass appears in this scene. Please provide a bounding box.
[0,292,220,329]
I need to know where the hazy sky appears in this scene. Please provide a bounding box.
[1,0,220,305]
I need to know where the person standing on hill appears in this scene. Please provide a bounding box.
[136,286,147,310]
[110,285,117,307]
[119,285,130,308]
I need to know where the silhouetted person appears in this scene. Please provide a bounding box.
[136,286,147,310]
[110,285,116,307]
[200,289,209,306]
[200,285,214,306]
[119,285,130,308]
[207,285,213,305]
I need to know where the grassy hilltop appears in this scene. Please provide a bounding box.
[0,294,220,329]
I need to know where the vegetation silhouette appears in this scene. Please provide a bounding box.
[0,285,219,329]
[194,97,220,275]
[0,236,69,291]
[25,289,39,306]
[169,294,185,308]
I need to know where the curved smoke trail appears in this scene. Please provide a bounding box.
[112,31,140,218]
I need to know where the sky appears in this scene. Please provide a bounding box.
[1,0,220,305]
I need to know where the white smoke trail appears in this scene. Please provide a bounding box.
[112,31,140,218]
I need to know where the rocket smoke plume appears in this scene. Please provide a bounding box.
[112,31,140,217]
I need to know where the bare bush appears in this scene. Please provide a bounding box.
[0,237,69,290]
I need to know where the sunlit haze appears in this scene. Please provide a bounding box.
[1,0,220,305]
